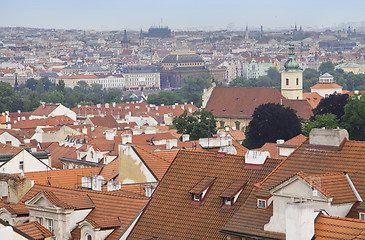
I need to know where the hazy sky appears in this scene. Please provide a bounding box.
[1,0,365,31]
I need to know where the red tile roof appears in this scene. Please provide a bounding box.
[282,99,313,120]
[43,142,77,169]
[88,115,120,128]
[127,151,281,239]
[303,92,323,109]
[315,214,365,239]
[31,104,59,117]
[311,83,343,89]
[205,87,285,118]
[15,221,53,240]
[222,138,365,239]
[12,116,74,129]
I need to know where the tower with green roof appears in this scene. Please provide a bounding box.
[281,41,303,100]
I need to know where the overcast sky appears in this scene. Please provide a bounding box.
[1,0,365,31]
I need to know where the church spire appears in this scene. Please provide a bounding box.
[284,41,300,72]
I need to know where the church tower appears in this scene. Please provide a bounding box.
[121,29,130,49]
[281,41,303,99]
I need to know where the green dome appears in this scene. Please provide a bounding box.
[284,41,300,72]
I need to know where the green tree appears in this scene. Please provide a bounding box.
[25,78,38,91]
[105,88,123,103]
[179,74,212,107]
[244,103,301,149]
[172,110,217,140]
[147,91,183,105]
[302,114,340,136]
[318,61,335,74]
[341,94,365,140]
[56,80,65,94]
[0,82,23,112]
[23,91,40,111]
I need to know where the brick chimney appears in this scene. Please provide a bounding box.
[309,128,348,147]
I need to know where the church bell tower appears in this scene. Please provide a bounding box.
[281,41,303,99]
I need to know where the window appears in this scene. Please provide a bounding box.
[224,198,232,206]
[219,121,225,128]
[296,78,299,85]
[36,217,43,225]
[86,234,92,240]
[360,213,365,220]
[19,161,24,171]
[193,193,201,201]
[46,218,53,233]
[257,199,267,209]
[235,121,240,131]
[286,78,289,85]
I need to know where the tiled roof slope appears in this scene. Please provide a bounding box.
[12,115,74,129]
[88,115,120,128]
[22,184,148,238]
[15,221,53,240]
[205,87,284,118]
[281,134,307,147]
[315,214,365,239]
[43,142,77,169]
[282,99,313,120]
[31,104,58,116]
[311,83,343,89]
[222,139,365,239]
[15,167,102,188]
[303,92,323,109]
[127,150,281,240]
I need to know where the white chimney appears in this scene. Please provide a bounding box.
[244,151,270,167]
[172,105,175,109]
[309,128,348,147]
[182,134,190,142]
[285,202,315,240]
[276,139,285,145]
[97,104,101,108]
[105,129,115,141]
[188,107,192,113]
[144,183,157,197]
[166,139,178,149]
[112,102,116,108]
[105,103,109,108]
[82,127,87,134]
[122,133,132,144]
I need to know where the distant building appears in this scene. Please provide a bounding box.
[147,26,171,38]
[121,65,160,90]
[96,73,125,89]
[159,52,211,89]
[121,29,131,49]
[310,73,343,98]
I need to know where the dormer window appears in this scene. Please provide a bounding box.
[220,181,246,209]
[189,177,216,205]
[257,199,267,209]
[360,212,365,220]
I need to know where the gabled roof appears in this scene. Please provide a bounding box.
[127,151,281,239]
[88,115,120,128]
[222,138,365,239]
[205,87,284,118]
[12,116,74,129]
[280,134,307,147]
[15,221,53,240]
[31,103,59,116]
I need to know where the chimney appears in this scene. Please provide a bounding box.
[105,129,115,141]
[182,134,190,142]
[82,126,87,134]
[309,128,348,147]
[105,103,109,108]
[285,202,315,240]
[112,102,116,108]
[188,107,193,113]
[166,139,178,149]
[122,133,132,144]
[97,104,101,108]
[276,139,284,145]
[244,150,270,169]
[144,183,157,197]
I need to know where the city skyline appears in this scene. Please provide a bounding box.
[1,0,365,31]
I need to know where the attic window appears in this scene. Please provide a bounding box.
[257,199,267,209]
[221,181,246,209]
[223,109,226,112]
[360,212,365,220]
[236,97,239,100]
[189,176,216,205]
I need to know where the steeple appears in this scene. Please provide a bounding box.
[245,25,249,40]
[284,41,300,72]
[121,29,131,49]
[281,41,303,100]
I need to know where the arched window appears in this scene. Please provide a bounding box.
[86,234,92,240]
[235,121,240,131]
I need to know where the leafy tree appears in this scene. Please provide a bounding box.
[0,82,23,112]
[74,81,89,94]
[179,74,212,107]
[105,88,122,103]
[25,78,38,91]
[23,92,40,111]
[244,103,301,149]
[147,91,183,105]
[173,110,217,140]
[56,80,65,94]
[341,94,365,140]
[312,93,348,121]
[302,114,340,136]
[318,61,335,74]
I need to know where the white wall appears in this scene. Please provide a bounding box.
[0,150,50,174]
[50,104,77,121]
[0,132,21,147]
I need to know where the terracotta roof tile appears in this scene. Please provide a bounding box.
[303,92,323,109]
[15,221,53,240]
[315,214,365,239]
[311,83,343,89]
[281,134,307,147]
[205,87,285,118]
[282,99,313,120]
[127,151,281,239]
[222,138,365,239]
[12,115,74,129]
[31,103,58,117]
